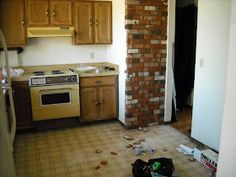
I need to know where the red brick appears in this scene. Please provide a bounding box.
[125,0,167,128]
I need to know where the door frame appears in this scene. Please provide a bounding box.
[164,0,176,122]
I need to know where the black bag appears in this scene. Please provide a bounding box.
[148,158,175,177]
[132,159,152,177]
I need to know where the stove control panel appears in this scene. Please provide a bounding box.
[29,74,79,86]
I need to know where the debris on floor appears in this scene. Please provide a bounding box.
[134,142,156,156]
[138,127,150,132]
[110,151,118,155]
[100,161,108,166]
[123,135,134,141]
[194,148,218,174]
[133,138,145,145]
[95,165,101,170]
[95,149,103,154]
[163,148,168,152]
[188,157,196,162]
[178,145,218,175]
[126,144,134,148]
[176,144,194,155]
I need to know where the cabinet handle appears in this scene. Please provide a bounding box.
[95,102,103,105]
[53,10,56,17]
[95,19,98,26]
[90,19,93,26]
[21,20,25,26]
[45,10,49,16]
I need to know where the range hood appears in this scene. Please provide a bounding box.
[27,27,74,38]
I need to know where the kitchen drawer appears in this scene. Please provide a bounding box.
[80,76,116,87]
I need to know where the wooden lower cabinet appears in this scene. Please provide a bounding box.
[12,82,33,129]
[80,76,117,121]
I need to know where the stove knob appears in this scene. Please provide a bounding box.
[71,77,76,81]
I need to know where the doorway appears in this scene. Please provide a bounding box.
[171,0,198,136]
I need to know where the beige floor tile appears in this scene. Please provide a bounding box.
[14,121,211,177]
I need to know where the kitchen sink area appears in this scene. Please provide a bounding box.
[73,64,116,75]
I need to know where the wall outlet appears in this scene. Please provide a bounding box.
[200,58,204,67]
[90,52,94,59]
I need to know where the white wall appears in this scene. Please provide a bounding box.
[1,0,127,123]
[107,0,126,123]
[20,38,111,66]
[191,0,231,151]
[217,1,236,176]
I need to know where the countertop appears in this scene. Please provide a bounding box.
[11,62,119,82]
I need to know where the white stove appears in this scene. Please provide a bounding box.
[29,69,80,121]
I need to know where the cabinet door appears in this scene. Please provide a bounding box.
[0,0,26,47]
[27,0,50,26]
[100,86,117,119]
[12,83,32,129]
[74,1,93,44]
[50,0,72,26]
[80,87,98,121]
[94,2,112,44]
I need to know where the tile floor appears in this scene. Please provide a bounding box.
[14,121,210,177]
[171,107,192,136]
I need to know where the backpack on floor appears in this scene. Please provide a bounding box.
[148,158,175,177]
[132,159,152,177]
[132,158,174,177]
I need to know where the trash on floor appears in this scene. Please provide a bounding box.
[134,142,156,156]
[138,127,150,132]
[110,151,118,155]
[133,138,145,145]
[100,160,108,166]
[194,148,218,174]
[188,157,196,162]
[123,135,134,141]
[176,144,194,155]
[95,165,101,170]
[132,157,175,177]
[126,144,134,148]
[95,149,103,154]
[163,148,168,152]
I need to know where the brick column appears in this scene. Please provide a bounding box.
[125,0,168,128]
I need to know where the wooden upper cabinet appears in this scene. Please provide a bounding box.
[27,0,50,26]
[50,0,72,26]
[94,2,112,44]
[75,2,93,44]
[27,0,72,27]
[0,0,26,47]
[74,1,112,44]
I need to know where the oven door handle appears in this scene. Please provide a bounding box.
[39,88,72,94]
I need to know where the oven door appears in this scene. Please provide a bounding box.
[30,84,80,121]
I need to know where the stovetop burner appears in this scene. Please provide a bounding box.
[33,71,45,76]
[51,70,64,75]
